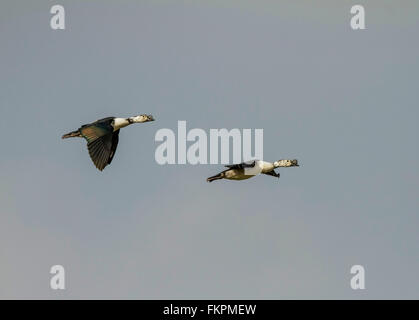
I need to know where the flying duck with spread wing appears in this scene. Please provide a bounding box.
[207,159,299,182]
[62,114,154,171]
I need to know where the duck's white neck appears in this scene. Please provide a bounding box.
[113,118,131,131]
[112,115,150,131]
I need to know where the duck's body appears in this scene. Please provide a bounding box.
[207,159,298,182]
[62,114,154,171]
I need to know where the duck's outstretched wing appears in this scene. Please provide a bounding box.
[224,160,256,170]
[85,129,120,171]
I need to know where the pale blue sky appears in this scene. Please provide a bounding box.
[0,0,418,299]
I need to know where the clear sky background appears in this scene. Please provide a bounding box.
[0,0,418,299]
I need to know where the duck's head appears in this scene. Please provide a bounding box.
[273,159,299,168]
[128,114,155,123]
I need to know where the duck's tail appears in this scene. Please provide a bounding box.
[62,130,81,139]
[207,173,224,183]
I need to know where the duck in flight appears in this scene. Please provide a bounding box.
[62,114,154,171]
[207,159,299,182]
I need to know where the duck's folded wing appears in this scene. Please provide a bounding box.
[80,124,112,143]
[86,130,119,171]
[225,160,256,169]
[262,170,280,178]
